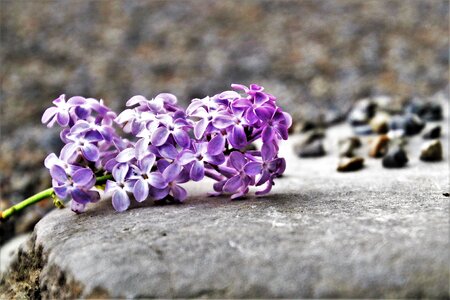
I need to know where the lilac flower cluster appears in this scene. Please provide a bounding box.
[42,84,291,213]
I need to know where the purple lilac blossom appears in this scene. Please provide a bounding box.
[42,84,291,213]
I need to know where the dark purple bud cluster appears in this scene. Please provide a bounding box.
[42,84,291,213]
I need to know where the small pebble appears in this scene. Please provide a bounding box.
[405,100,442,121]
[382,146,408,168]
[420,140,443,162]
[300,129,326,145]
[338,137,361,157]
[389,114,425,136]
[369,135,390,158]
[369,112,390,134]
[422,125,441,139]
[348,98,377,126]
[353,124,373,135]
[295,139,326,158]
[337,157,364,172]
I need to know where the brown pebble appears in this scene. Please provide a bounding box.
[337,157,364,172]
[370,113,390,134]
[369,135,390,158]
[338,136,362,157]
[420,140,443,162]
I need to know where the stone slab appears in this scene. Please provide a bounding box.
[2,98,449,298]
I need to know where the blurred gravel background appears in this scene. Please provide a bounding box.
[0,0,449,242]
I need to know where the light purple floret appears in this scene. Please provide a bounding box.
[42,84,291,213]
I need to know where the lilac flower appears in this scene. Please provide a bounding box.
[150,160,190,202]
[151,117,191,148]
[178,142,225,181]
[50,165,99,212]
[243,143,286,195]
[41,84,291,214]
[213,151,255,199]
[41,95,86,127]
[105,164,134,212]
[130,154,167,202]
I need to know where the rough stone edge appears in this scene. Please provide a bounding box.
[0,232,109,299]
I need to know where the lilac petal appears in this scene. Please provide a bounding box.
[157,159,170,173]
[223,175,243,193]
[249,84,263,91]
[232,98,252,108]
[70,201,86,214]
[105,180,118,193]
[256,170,271,186]
[163,163,182,182]
[151,127,170,146]
[56,110,70,127]
[229,151,246,170]
[116,148,135,163]
[147,172,167,189]
[72,168,95,187]
[230,125,247,148]
[44,153,59,169]
[283,112,293,129]
[41,107,58,124]
[52,94,65,105]
[126,95,147,107]
[231,187,249,200]
[218,165,237,178]
[262,126,274,143]
[255,180,273,196]
[112,189,130,212]
[149,187,169,200]
[60,143,78,162]
[113,163,130,183]
[204,153,225,165]
[81,144,100,161]
[171,185,187,201]
[178,150,196,165]
[194,118,208,139]
[208,134,225,156]
[140,153,156,174]
[133,179,149,202]
[245,109,258,124]
[213,180,226,192]
[75,106,90,119]
[253,91,269,105]
[275,124,289,140]
[255,106,273,122]
[67,96,86,106]
[261,143,275,161]
[53,185,69,199]
[186,100,205,115]
[148,97,164,111]
[156,93,177,104]
[173,129,190,148]
[218,90,240,100]
[50,165,68,183]
[231,83,249,92]
[71,188,92,204]
[190,160,205,181]
[87,190,100,203]
[135,138,150,160]
[212,115,234,129]
[115,109,135,124]
[159,144,178,160]
[70,120,90,133]
[85,130,104,142]
[244,162,262,175]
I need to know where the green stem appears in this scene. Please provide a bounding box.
[1,174,112,221]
